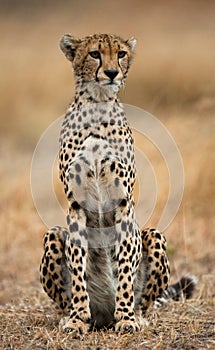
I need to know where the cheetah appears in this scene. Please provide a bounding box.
[40,33,196,335]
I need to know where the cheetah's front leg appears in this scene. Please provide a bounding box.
[115,231,141,333]
[61,212,91,335]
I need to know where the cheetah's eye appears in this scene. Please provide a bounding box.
[89,51,101,59]
[118,50,127,59]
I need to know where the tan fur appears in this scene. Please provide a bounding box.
[40,34,171,335]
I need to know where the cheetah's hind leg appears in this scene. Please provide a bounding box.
[39,226,72,314]
[135,228,170,323]
[135,228,197,323]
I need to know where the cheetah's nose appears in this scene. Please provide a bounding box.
[104,69,118,80]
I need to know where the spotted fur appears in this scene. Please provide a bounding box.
[40,33,196,335]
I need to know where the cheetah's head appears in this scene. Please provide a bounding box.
[60,33,136,101]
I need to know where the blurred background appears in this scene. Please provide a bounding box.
[0,0,214,303]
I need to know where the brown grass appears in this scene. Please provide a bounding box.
[0,1,215,349]
[1,286,214,349]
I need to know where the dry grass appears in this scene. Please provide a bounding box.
[0,1,215,349]
[1,286,214,349]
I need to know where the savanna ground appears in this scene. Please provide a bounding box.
[0,1,214,349]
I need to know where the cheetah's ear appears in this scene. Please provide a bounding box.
[60,34,81,62]
[125,37,137,52]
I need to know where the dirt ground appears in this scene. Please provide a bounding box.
[0,1,214,349]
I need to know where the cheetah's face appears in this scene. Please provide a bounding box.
[60,34,136,96]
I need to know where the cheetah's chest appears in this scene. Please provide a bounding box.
[59,102,136,198]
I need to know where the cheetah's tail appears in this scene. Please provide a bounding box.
[154,274,198,308]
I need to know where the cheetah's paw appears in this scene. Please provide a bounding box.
[59,316,90,337]
[115,319,140,333]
